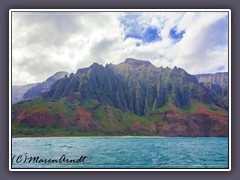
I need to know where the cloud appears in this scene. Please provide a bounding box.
[11,11,229,85]
[121,13,161,44]
[12,12,81,49]
[162,12,228,74]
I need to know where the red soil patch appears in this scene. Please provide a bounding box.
[69,107,97,131]
[196,104,227,120]
[55,112,68,128]
[18,109,54,126]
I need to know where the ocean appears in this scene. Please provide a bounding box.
[12,137,228,169]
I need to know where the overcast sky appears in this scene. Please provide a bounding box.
[12,11,229,85]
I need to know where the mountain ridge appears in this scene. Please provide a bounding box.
[12,71,69,104]
[12,83,40,104]
[195,72,228,88]
[12,58,228,137]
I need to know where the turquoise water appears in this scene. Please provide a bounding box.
[12,137,228,169]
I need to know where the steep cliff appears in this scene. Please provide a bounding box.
[12,59,229,137]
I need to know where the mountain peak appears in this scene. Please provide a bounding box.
[47,71,69,82]
[173,66,184,72]
[90,62,103,68]
[53,71,69,76]
[123,58,152,67]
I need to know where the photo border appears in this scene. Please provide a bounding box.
[9,9,231,172]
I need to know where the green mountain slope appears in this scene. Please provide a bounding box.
[12,58,228,137]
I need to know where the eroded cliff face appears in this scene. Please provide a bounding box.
[195,72,228,88]
[12,59,229,137]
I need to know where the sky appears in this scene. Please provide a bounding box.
[12,11,229,85]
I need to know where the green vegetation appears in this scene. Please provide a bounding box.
[27,104,50,113]
[11,59,229,137]
[180,100,200,114]
[82,98,99,110]
[51,98,66,115]
[12,121,153,137]
[12,122,74,137]
[21,97,81,117]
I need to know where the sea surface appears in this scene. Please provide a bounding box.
[12,137,228,169]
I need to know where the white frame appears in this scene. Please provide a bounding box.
[9,9,231,171]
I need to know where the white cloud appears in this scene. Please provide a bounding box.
[12,11,229,85]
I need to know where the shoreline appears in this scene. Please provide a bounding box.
[12,136,167,139]
[11,135,229,139]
